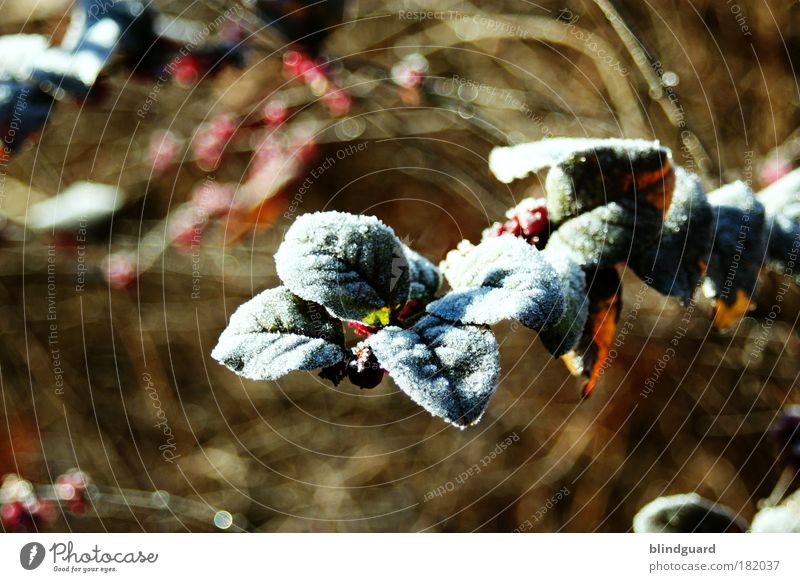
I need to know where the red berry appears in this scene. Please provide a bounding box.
[347,342,384,389]
[485,198,549,248]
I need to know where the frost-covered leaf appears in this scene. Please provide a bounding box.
[212,286,345,381]
[630,167,712,304]
[489,138,606,183]
[703,181,767,330]
[545,199,664,270]
[538,249,588,357]
[28,181,124,231]
[633,493,747,533]
[489,138,673,225]
[751,491,800,533]
[404,245,441,303]
[757,168,800,281]
[368,315,499,428]
[561,267,621,398]
[275,212,410,323]
[426,236,564,330]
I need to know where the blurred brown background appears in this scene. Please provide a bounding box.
[1,0,799,532]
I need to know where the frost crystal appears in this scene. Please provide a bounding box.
[704,181,767,304]
[212,286,345,381]
[368,315,500,428]
[427,236,565,330]
[275,211,411,322]
[538,249,588,357]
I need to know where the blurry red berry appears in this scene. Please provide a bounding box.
[192,182,236,217]
[263,100,289,126]
[0,499,53,531]
[210,114,237,141]
[322,89,351,117]
[283,50,315,78]
[1,501,28,530]
[148,130,181,174]
[56,469,92,515]
[761,157,792,186]
[102,254,138,290]
[172,55,201,86]
[192,115,238,171]
[391,54,428,89]
[170,211,205,253]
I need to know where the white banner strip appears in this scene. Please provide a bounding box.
[0,533,797,580]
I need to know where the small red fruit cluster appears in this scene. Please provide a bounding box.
[485,198,550,248]
[1,470,92,532]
